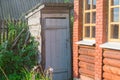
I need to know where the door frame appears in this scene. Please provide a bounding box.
[41,13,72,80]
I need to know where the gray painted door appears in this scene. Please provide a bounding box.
[43,14,71,80]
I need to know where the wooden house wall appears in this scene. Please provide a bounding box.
[78,46,95,80]
[103,49,120,80]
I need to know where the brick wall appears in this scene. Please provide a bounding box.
[73,0,83,78]
[95,0,107,80]
[73,0,108,80]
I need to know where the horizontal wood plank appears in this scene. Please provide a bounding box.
[103,65,120,76]
[80,75,94,80]
[79,48,95,57]
[104,50,120,60]
[79,61,94,72]
[79,55,95,64]
[103,72,120,80]
[79,68,94,77]
[103,58,120,68]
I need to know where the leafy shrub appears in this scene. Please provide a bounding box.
[64,0,70,3]
[0,20,38,80]
[22,68,50,80]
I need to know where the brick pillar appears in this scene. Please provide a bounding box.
[73,0,83,78]
[95,0,107,80]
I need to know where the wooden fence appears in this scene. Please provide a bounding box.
[0,20,8,43]
[0,20,22,44]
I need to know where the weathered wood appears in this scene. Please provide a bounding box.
[0,20,22,44]
[104,50,120,60]
[81,73,94,79]
[79,55,95,64]
[103,79,111,80]
[103,65,120,75]
[79,61,94,71]
[28,18,40,26]
[79,68,94,77]
[103,58,120,68]
[79,48,95,57]
[0,21,7,43]
[80,75,94,80]
[11,29,25,49]
[103,72,120,80]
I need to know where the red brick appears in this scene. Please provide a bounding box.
[73,0,108,80]
[73,0,83,78]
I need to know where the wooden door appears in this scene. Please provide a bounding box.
[43,13,71,80]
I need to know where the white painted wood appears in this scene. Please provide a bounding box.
[100,42,120,50]
[25,4,45,18]
[44,13,71,80]
[28,11,40,26]
[27,11,42,64]
[76,40,96,46]
[28,18,40,26]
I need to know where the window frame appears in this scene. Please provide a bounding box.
[83,0,96,40]
[108,0,120,42]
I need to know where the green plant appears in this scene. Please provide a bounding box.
[0,66,9,80]
[22,68,50,80]
[64,0,70,3]
[0,20,38,80]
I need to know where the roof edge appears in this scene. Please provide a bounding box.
[25,3,73,18]
[25,4,45,18]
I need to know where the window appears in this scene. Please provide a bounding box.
[109,0,120,41]
[83,0,96,39]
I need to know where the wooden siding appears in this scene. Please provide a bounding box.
[78,46,95,80]
[0,0,73,20]
[103,49,120,80]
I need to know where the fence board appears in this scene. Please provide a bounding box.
[0,20,18,44]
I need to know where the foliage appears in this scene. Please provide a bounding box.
[22,68,50,80]
[64,0,70,3]
[0,20,38,80]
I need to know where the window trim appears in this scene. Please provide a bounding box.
[76,39,96,46]
[83,0,96,40]
[108,0,120,42]
[100,42,120,50]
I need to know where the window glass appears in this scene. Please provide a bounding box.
[83,0,96,39]
[109,0,120,41]
[92,0,96,9]
[92,26,95,38]
[85,13,90,23]
[112,0,120,5]
[85,26,90,37]
[86,0,91,10]
[111,24,119,39]
[92,12,96,23]
[111,8,119,22]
